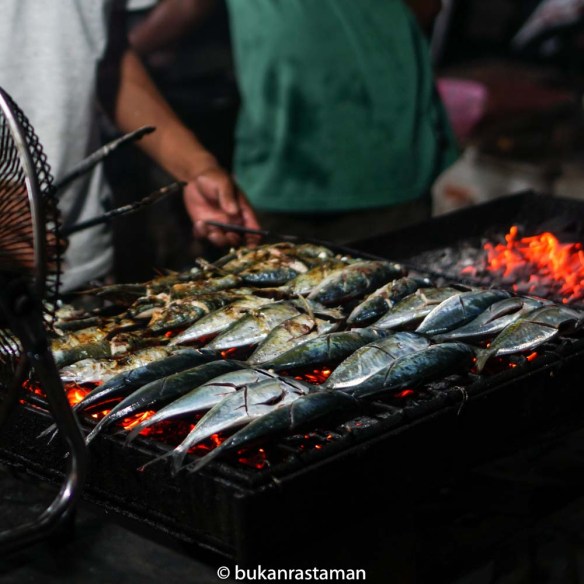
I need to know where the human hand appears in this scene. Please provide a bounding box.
[183,167,261,248]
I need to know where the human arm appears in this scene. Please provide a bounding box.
[107,46,258,246]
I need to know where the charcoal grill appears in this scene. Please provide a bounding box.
[1,191,584,568]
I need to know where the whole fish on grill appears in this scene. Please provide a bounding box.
[247,313,341,365]
[189,390,361,473]
[147,291,256,335]
[124,366,277,442]
[39,347,213,441]
[170,274,242,299]
[434,296,546,343]
[415,289,511,337]
[189,341,477,470]
[238,257,309,287]
[347,277,429,327]
[217,242,334,274]
[59,346,174,385]
[204,301,302,351]
[323,332,431,393]
[85,362,265,445]
[169,297,273,345]
[372,287,464,330]
[475,305,583,371]
[191,343,472,472]
[152,377,311,473]
[349,342,475,398]
[53,330,165,368]
[283,259,349,297]
[256,328,391,371]
[308,261,406,306]
[90,265,209,302]
[71,349,215,414]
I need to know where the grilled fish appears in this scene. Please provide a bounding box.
[475,305,583,371]
[124,365,276,442]
[168,376,311,472]
[372,287,463,330]
[415,289,511,336]
[258,328,390,371]
[308,261,406,306]
[347,277,425,326]
[324,332,430,393]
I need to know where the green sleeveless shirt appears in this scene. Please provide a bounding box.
[227,0,458,212]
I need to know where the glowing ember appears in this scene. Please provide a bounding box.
[395,389,415,399]
[294,368,332,384]
[238,447,267,470]
[464,225,584,303]
[122,410,156,431]
[220,348,238,359]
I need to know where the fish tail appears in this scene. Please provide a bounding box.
[475,347,494,372]
[136,449,175,473]
[124,421,151,444]
[37,423,58,443]
[85,422,104,446]
[170,444,191,475]
[185,446,223,474]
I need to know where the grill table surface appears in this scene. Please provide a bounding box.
[2,192,584,582]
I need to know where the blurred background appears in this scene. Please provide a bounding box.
[109,0,584,282]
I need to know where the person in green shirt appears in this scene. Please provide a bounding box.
[132,0,458,243]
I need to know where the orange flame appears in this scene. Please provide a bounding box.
[481,226,584,303]
[66,386,91,407]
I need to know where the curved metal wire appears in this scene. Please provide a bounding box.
[0,87,87,554]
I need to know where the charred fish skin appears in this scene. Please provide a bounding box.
[59,346,172,385]
[204,302,302,351]
[324,332,431,392]
[351,342,475,399]
[188,390,359,473]
[168,377,310,472]
[256,328,389,371]
[308,261,406,306]
[148,293,242,335]
[347,277,424,327]
[170,274,242,299]
[434,296,545,343]
[239,258,309,287]
[53,340,113,369]
[124,365,275,442]
[475,305,583,371]
[372,287,464,331]
[415,289,511,337]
